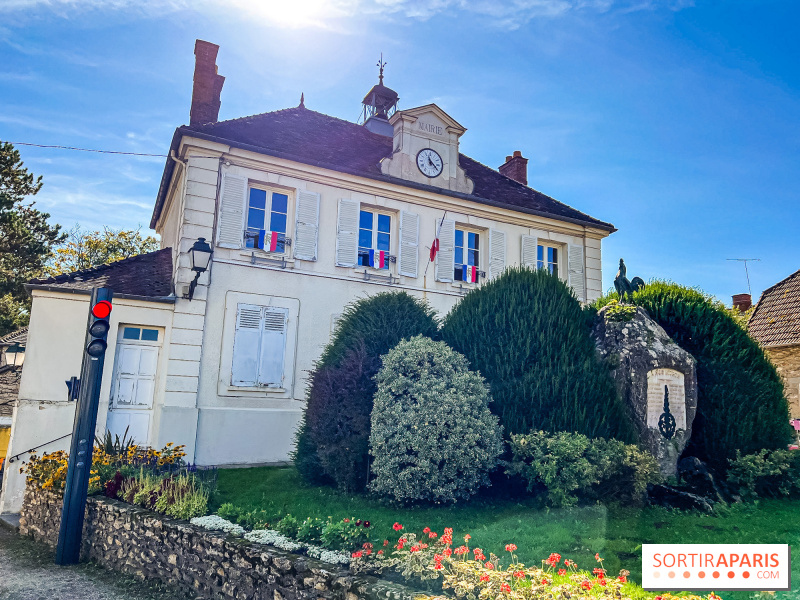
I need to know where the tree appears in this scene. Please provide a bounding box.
[46,225,160,276]
[0,141,64,336]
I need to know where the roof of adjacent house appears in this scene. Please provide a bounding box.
[0,327,27,348]
[151,106,615,232]
[25,248,175,302]
[749,268,800,348]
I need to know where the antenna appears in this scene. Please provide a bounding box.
[727,258,761,297]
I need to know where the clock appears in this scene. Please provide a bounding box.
[416,148,443,178]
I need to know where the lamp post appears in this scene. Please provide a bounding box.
[186,237,213,300]
[4,343,23,369]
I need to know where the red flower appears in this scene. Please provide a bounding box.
[595,553,602,562]
[654,597,663,600]
[429,531,438,539]
[514,571,525,579]
[485,561,494,570]
[598,577,607,587]
[434,563,443,570]
[363,542,373,549]
[454,546,468,556]
[558,569,566,576]
[500,583,511,594]
[365,549,372,555]
[383,540,389,547]
[546,552,561,566]
[444,527,453,535]
[541,578,549,585]
[420,543,429,549]
[377,550,384,555]
[410,545,420,553]
[581,580,593,590]
[397,540,405,550]
[617,575,627,583]
[443,548,452,557]
[344,518,350,523]
[393,522,403,531]
[505,544,517,553]
[423,527,431,534]
[593,568,605,576]
[480,574,490,582]
[464,534,471,542]
[352,551,363,558]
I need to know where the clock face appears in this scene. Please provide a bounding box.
[416,148,443,178]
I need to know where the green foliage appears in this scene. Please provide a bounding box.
[276,514,300,538]
[95,427,136,457]
[119,471,208,520]
[727,449,800,501]
[295,292,440,492]
[46,224,160,276]
[320,517,371,550]
[507,431,661,508]
[0,141,64,336]
[215,502,271,529]
[369,336,504,505]
[296,516,325,543]
[615,280,790,472]
[441,267,634,441]
[603,299,637,322]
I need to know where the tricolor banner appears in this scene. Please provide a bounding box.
[257,230,279,252]
[461,265,477,283]
[369,249,387,269]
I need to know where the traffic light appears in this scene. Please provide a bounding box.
[86,299,112,357]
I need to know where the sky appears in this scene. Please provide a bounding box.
[1,0,798,303]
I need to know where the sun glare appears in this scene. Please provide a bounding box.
[231,0,348,28]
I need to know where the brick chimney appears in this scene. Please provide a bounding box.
[499,150,528,186]
[732,293,752,312]
[189,40,225,127]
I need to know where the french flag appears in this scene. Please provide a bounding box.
[369,249,386,269]
[461,265,477,283]
[258,230,279,252]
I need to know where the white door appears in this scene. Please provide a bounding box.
[106,327,160,445]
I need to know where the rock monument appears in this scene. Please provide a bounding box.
[593,303,698,478]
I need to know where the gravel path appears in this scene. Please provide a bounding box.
[0,526,194,600]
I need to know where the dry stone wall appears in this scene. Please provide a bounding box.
[766,345,800,418]
[19,489,419,600]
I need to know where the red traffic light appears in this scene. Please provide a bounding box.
[91,300,112,319]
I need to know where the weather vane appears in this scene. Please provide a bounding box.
[377,53,387,85]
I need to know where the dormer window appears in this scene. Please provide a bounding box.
[245,187,288,253]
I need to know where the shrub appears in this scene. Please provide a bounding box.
[295,292,440,491]
[320,517,371,550]
[119,471,208,520]
[441,267,633,441]
[276,514,300,538]
[727,448,800,501]
[594,281,791,473]
[369,336,503,505]
[296,516,325,543]
[507,430,661,507]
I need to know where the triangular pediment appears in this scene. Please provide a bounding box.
[389,103,466,135]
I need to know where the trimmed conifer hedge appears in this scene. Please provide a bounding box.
[596,281,792,473]
[293,292,439,492]
[441,267,634,441]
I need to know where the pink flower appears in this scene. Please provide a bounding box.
[505,544,517,553]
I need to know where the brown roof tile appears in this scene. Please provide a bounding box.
[748,268,800,347]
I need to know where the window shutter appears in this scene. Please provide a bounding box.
[568,244,586,302]
[231,304,262,386]
[335,198,360,267]
[257,307,288,387]
[217,174,247,248]
[489,229,507,278]
[521,234,538,268]
[434,218,456,282]
[398,210,420,278]
[293,190,320,261]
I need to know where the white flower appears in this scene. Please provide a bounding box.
[190,515,244,537]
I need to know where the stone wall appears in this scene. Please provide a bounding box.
[766,345,800,418]
[19,489,419,600]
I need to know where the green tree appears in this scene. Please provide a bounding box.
[46,225,160,276]
[0,141,64,336]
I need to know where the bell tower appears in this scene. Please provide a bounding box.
[361,54,399,137]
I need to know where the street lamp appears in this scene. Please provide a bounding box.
[186,237,213,300]
[4,343,23,369]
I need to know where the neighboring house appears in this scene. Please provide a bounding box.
[748,269,800,418]
[0,327,26,479]
[0,40,616,513]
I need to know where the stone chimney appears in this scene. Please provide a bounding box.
[499,150,528,186]
[732,293,752,312]
[189,40,225,127]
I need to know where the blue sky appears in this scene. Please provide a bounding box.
[1,0,798,302]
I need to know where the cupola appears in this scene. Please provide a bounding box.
[361,55,399,137]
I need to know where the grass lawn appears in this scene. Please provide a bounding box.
[213,466,800,600]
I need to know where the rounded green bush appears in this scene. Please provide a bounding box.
[441,267,634,441]
[594,281,792,473]
[294,292,440,492]
[369,335,504,505]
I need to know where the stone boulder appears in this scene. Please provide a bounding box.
[593,304,698,478]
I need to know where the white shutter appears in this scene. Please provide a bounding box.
[398,210,420,278]
[335,198,360,267]
[257,307,288,388]
[231,304,262,386]
[434,218,456,282]
[217,174,247,248]
[521,234,538,268]
[293,190,320,261]
[568,243,586,302]
[489,229,507,278]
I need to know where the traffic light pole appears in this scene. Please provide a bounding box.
[55,287,113,565]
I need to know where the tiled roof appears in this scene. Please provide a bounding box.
[152,106,614,232]
[749,268,800,347]
[26,248,174,300]
[0,327,27,347]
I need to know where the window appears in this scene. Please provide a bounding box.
[357,209,391,269]
[231,303,289,388]
[122,327,159,342]
[244,188,289,253]
[538,244,559,277]
[454,228,480,282]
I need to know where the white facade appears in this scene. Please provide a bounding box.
[0,103,612,513]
